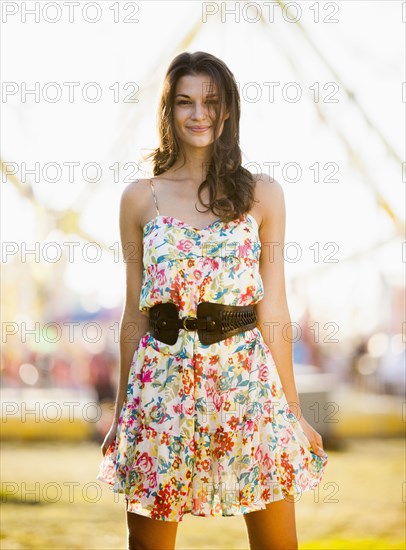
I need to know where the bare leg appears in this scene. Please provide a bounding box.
[243,497,298,550]
[126,510,179,550]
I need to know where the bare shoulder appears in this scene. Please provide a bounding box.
[121,178,151,201]
[120,178,152,231]
[255,172,284,203]
[254,173,285,229]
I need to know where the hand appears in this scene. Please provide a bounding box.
[100,420,118,457]
[299,417,326,458]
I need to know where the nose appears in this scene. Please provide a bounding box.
[191,101,209,120]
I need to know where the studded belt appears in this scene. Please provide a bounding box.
[148,301,257,345]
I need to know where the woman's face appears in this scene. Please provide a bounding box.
[172,72,229,149]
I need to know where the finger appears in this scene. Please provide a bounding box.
[315,436,324,449]
[310,442,324,456]
[312,450,323,457]
[316,444,328,457]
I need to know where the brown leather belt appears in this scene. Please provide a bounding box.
[148,301,257,345]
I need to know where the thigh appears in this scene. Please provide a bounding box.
[243,497,298,550]
[126,510,179,550]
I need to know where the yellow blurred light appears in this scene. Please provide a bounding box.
[357,354,379,375]
[367,333,389,357]
[19,363,39,385]
[391,333,406,354]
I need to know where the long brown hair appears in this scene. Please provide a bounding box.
[143,51,258,222]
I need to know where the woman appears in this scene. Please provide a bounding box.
[97,51,328,550]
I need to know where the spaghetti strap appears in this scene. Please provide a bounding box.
[149,178,160,216]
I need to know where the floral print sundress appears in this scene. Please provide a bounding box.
[96,178,328,522]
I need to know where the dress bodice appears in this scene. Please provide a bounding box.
[139,212,264,317]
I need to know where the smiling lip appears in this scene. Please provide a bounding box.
[188,126,210,132]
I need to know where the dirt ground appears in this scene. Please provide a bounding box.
[0,437,404,549]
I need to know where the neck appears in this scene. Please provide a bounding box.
[169,147,212,184]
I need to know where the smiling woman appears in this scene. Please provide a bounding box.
[143,51,258,227]
[174,79,221,140]
[96,51,328,550]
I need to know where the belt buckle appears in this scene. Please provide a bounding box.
[182,316,197,331]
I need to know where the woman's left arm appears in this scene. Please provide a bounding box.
[255,174,325,456]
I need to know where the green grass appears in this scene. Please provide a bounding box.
[0,438,404,549]
[300,540,405,549]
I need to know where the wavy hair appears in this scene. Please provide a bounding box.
[143,51,258,222]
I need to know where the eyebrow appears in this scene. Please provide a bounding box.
[175,93,219,98]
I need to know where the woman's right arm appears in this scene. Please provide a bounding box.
[101,180,150,455]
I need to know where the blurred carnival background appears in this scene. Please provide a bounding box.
[1,1,404,549]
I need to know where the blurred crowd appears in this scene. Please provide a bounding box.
[1,316,404,401]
